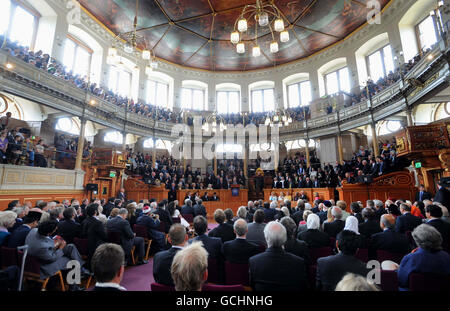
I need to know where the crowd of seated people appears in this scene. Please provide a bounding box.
[127,152,246,191]
[0,112,92,168]
[1,185,449,291]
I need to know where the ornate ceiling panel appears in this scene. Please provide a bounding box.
[79,0,391,71]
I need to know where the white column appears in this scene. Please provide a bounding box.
[309,70,320,101]
[173,78,183,109]
[274,79,284,110]
[347,53,360,92]
[241,82,250,113]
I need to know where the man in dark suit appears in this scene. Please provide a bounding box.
[7,211,41,248]
[190,216,223,260]
[376,156,387,176]
[263,202,276,222]
[425,204,450,251]
[91,243,127,291]
[304,177,313,188]
[395,204,422,234]
[323,207,345,238]
[249,221,307,291]
[222,219,261,264]
[281,217,311,266]
[414,185,432,202]
[56,207,81,244]
[153,224,188,286]
[154,201,173,233]
[103,198,116,217]
[193,199,207,217]
[168,183,177,202]
[81,204,107,268]
[209,192,220,201]
[358,208,382,240]
[117,188,126,201]
[208,209,235,243]
[106,208,147,265]
[434,178,450,208]
[180,199,195,216]
[316,230,369,291]
[136,206,167,253]
[370,214,411,257]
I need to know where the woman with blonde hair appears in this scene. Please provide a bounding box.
[0,211,17,245]
[126,202,138,227]
[269,191,278,202]
[278,192,285,201]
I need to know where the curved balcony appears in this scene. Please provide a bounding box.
[0,44,448,141]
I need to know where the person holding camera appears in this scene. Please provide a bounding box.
[136,205,167,254]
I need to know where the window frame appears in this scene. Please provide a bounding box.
[216,90,241,114]
[415,15,439,54]
[109,66,133,98]
[287,80,312,108]
[251,88,275,113]
[181,87,206,111]
[3,0,40,50]
[366,44,394,82]
[63,34,93,77]
[325,66,350,95]
[147,79,170,109]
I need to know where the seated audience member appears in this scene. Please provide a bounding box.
[298,210,313,234]
[7,210,42,248]
[247,210,267,247]
[107,208,147,265]
[208,209,235,243]
[153,224,188,286]
[103,198,116,217]
[191,216,223,261]
[370,214,411,258]
[395,203,423,234]
[291,200,305,226]
[25,220,86,290]
[249,221,307,291]
[337,201,350,221]
[323,207,345,238]
[224,208,235,226]
[209,192,220,201]
[316,230,369,291]
[340,215,366,249]
[81,203,107,268]
[193,199,207,218]
[0,211,17,246]
[280,217,311,265]
[0,266,19,291]
[136,205,166,253]
[374,199,387,221]
[181,199,195,216]
[335,273,379,291]
[154,201,173,233]
[235,206,248,222]
[91,243,126,291]
[57,207,81,244]
[398,225,450,290]
[171,242,208,291]
[359,208,382,239]
[297,213,330,248]
[350,202,363,224]
[263,202,277,222]
[425,204,450,250]
[222,219,261,264]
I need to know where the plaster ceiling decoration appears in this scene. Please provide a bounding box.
[79,0,391,71]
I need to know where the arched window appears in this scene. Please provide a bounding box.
[249,81,275,113]
[109,64,133,98]
[378,121,402,136]
[1,0,40,49]
[367,45,395,82]
[143,138,172,150]
[63,35,92,78]
[417,15,438,52]
[286,139,315,150]
[55,117,79,135]
[216,83,241,114]
[147,80,169,108]
[287,81,311,108]
[181,81,207,111]
[216,144,243,154]
[325,67,350,95]
[104,131,123,144]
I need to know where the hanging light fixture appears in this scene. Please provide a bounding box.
[230,31,240,44]
[236,42,245,54]
[253,45,261,57]
[280,30,290,43]
[230,0,290,57]
[270,41,279,54]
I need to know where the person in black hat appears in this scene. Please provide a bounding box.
[434,177,450,208]
[7,210,42,248]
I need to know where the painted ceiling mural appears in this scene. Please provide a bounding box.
[79,0,391,71]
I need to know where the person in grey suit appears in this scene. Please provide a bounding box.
[247,210,267,247]
[106,208,147,265]
[25,220,86,290]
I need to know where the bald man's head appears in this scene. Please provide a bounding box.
[380,214,395,230]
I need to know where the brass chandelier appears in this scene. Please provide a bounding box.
[230,0,290,57]
[106,0,158,75]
